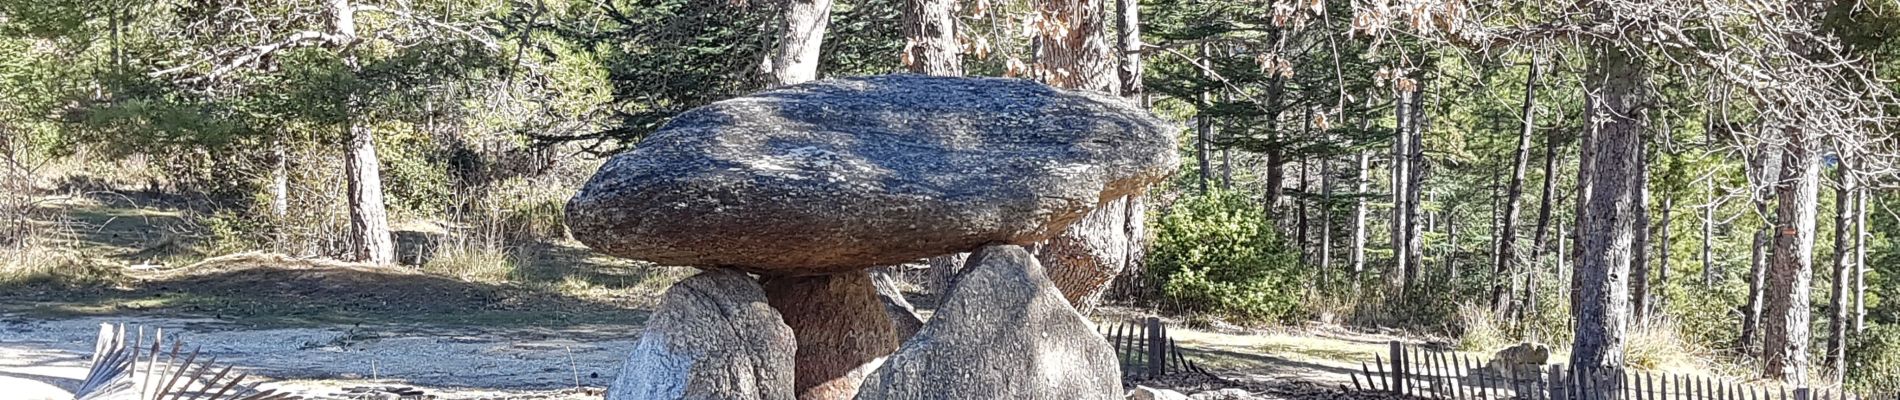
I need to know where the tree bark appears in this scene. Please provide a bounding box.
[1494,57,1540,315]
[1036,0,1117,92]
[1114,0,1141,99]
[345,122,395,265]
[1571,96,1596,318]
[1570,45,1645,377]
[1744,225,1770,355]
[766,0,834,86]
[332,0,395,266]
[1631,142,1651,323]
[1657,196,1671,313]
[1825,164,1853,384]
[871,269,925,342]
[1298,155,1310,263]
[1353,150,1370,276]
[1195,47,1212,193]
[1446,202,1459,279]
[1033,0,1126,313]
[1390,88,1412,296]
[1763,126,1818,383]
[1742,142,1782,356]
[1405,85,1425,295]
[1703,181,1717,287]
[1321,156,1334,277]
[1855,184,1867,333]
[903,0,961,76]
[1526,126,1561,320]
[927,253,969,297]
[271,146,288,219]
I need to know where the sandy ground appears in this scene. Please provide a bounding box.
[0,313,635,399]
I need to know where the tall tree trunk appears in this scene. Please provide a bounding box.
[1405,85,1425,295]
[345,123,395,265]
[1263,89,1289,217]
[1744,224,1770,355]
[1743,142,1782,356]
[1855,184,1867,333]
[1115,0,1147,306]
[766,0,834,86]
[1571,45,1645,378]
[1571,96,1596,318]
[1115,0,1141,99]
[1825,164,1853,384]
[1763,126,1819,382]
[1390,88,1413,296]
[1703,181,1717,287]
[903,0,961,76]
[1526,128,1562,321]
[1657,196,1671,313]
[1036,0,1116,92]
[1558,219,1568,284]
[1353,150,1370,276]
[1195,47,1213,193]
[331,0,395,266]
[1298,155,1310,263]
[1495,57,1540,315]
[1632,143,1651,323]
[1446,203,1459,279]
[1322,156,1334,276]
[271,146,288,219]
[1034,0,1127,313]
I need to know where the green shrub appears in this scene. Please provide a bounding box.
[1147,189,1305,323]
[1847,324,1900,394]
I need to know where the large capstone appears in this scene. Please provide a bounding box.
[852,245,1122,400]
[566,74,1178,275]
[607,270,796,400]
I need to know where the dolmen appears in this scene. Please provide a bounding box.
[567,74,1179,400]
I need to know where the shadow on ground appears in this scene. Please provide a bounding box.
[0,252,676,331]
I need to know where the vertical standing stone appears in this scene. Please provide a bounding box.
[608,270,796,400]
[766,272,900,400]
[855,245,1121,400]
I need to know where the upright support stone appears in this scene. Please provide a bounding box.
[854,245,1122,400]
[608,270,795,400]
[766,271,900,400]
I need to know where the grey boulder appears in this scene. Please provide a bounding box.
[566,74,1178,275]
[852,245,1122,400]
[1129,386,1190,400]
[607,270,796,400]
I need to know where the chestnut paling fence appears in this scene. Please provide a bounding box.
[1099,317,1216,380]
[1349,342,1897,400]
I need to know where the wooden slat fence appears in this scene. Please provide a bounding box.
[1348,342,1898,400]
[1099,317,1214,379]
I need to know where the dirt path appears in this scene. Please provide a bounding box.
[0,313,638,399]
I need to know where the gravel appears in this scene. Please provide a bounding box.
[0,314,642,399]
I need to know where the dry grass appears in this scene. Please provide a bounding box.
[1456,302,1509,352]
[422,239,517,283]
[0,240,120,286]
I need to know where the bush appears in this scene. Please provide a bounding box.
[1147,189,1305,323]
[1847,324,1900,394]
